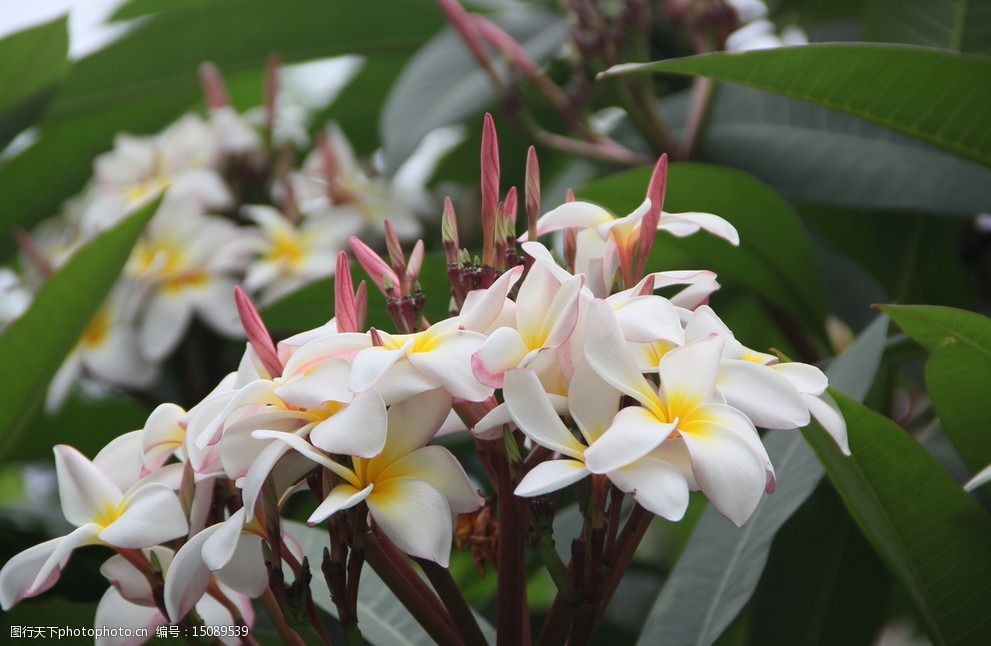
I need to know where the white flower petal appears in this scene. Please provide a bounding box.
[1,537,63,610]
[379,389,453,463]
[100,484,188,548]
[608,457,689,521]
[310,390,388,458]
[470,327,529,388]
[584,406,676,474]
[164,528,216,622]
[366,478,453,567]
[215,534,269,598]
[659,211,739,245]
[409,330,492,401]
[659,334,724,405]
[95,587,166,646]
[379,446,481,513]
[141,293,194,361]
[568,359,620,444]
[773,362,829,395]
[53,445,123,527]
[504,369,585,459]
[805,392,850,455]
[515,460,589,497]
[532,201,614,236]
[717,360,810,429]
[308,483,373,525]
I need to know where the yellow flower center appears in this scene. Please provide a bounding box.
[81,308,112,349]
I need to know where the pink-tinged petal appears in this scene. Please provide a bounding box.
[659,211,740,245]
[275,359,352,409]
[504,369,585,459]
[515,460,589,497]
[608,457,689,521]
[310,390,388,458]
[805,392,850,455]
[459,265,524,333]
[308,483,373,525]
[215,534,268,598]
[239,439,292,521]
[95,587,166,646]
[610,295,684,344]
[379,390,453,463]
[521,241,577,284]
[141,403,186,473]
[568,359,621,445]
[410,331,491,402]
[532,201,614,236]
[584,406,676,474]
[1,536,63,609]
[350,344,409,392]
[659,334,724,405]
[368,356,440,404]
[94,430,144,493]
[164,528,215,622]
[378,446,482,513]
[541,274,585,349]
[140,293,194,361]
[281,332,370,378]
[32,524,100,597]
[471,327,529,388]
[773,362,828,395]
[583,300,664,416]
[965,463,991,492]
[367,478,454,567]
[101,550,166,606]
[717,360,810,429]
[54,445,123,527]
[100,483,188,548]
[202,509,246,572]
[680,410,767,527]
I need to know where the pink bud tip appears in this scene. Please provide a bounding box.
[349,236,401,298]
[383,220,407,276]
[354,281,368,331]
[334,252,358,333]
[406,240,425,286]
[233,286,282,377]
[198,62,230,109]
[565,189,576,202]
[369,328,385,347]
[481,113,501,266]
[636,154,668,277]
[502,186,518,225]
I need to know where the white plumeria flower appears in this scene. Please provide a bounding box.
[0,446,187,610]
[352,317,492,403]
[583,300,772,526]
[46,284,156,412]
[241,204,361,305]
[0,267,31,329]
[507,364,691,521]
[727,19,808,52]
[684,305,848,453]
[256,390,482,566]
[97,546,254,646]
[470,262,585,388]
[126,206,254,359]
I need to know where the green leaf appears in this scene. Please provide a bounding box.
[802,392,991,646]
[602,45,991,168]
[866,0,991,54]
[0,200,157,460]
[579,163,827,331]
[0,17,69,149]
[661,85,991,216]
[380,7,567,170]
[881,305,991,473]
[636,316,889,646]
[285,520,496,645]
[0,0,443,253]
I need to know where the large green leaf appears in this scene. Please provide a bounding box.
[803,392,991,645]
[579,163,827,331]
[0,17,69,149]
[380,7,567,171]
[286,520,496,645]
[866,0,991,54]
[0,200,157,460]
[602,45,991,169]
[0,0,443,252]
[661,85,991,216]
[636,316,889,646]
[882,304,991,473]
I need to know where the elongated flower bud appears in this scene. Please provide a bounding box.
[354,281,368,331]
[233,286,282,377]
[334,252,359,333]
[198,62,230,109]
[349,236,401,298]
[264,54,281,141]
[406,240,425,289]
[383,220,408,277]
[525,146,540,242]
[636,154,668,277]
[442,197,461,266]
[481,113,500,266]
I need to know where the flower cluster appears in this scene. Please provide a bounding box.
[0,116,846,642]
[2,59,458,412]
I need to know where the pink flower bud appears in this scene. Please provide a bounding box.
[525,146,540,242]
[354,281,368,331]
[383,220,407,277]
[636,155,668,277]
[405,240,425,287]
[349,236,401,298]
[481,113,501,266]
[334,252,359,333]
[264,54,281,139]
[233,286,282,378]
[198,62,230,109]
[442,197,461,266]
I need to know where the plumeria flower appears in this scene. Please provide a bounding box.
[507,364,691,521]
[0,267,31,330]
[241,204,362,305]
[684,305,848,452]
[582,300,772,526]
[0,446,187,610]
[46,284,156,412]
[126,206,254,360]
[255,390,482,566]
